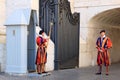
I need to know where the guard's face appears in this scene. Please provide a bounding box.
[100,32,105,37]
[42,32,45,36]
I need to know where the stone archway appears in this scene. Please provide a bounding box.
[87,8,120,66]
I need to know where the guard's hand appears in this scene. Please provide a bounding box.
[105,48,108,50]
[46,36,50,41]
[100,50,103,52]
[48,36,50,39]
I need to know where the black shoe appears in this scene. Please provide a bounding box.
[96,72,101,75]
[42,71,48,73]
[106,73,109,76]
[38,73,41,75]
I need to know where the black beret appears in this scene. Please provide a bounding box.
[39,30,44,35]
[100,30,105,33]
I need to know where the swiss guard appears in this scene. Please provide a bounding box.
[96,30,112,75]
[35,30,49,74]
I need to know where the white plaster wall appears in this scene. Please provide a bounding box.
[0,0,6,27]
[6,0,31,17]
[6,0,39,18]
[31,0,39,10]
[74,0,120,8]
[0,0,6,72]
[68,0,75,13]
[0,44,6,72]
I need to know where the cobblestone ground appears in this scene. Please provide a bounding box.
[0,63,120,80]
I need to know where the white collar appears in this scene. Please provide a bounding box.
[39,35,42,37]
[39,35,46,39]
[101,35,106,38]
[103,35,106,38]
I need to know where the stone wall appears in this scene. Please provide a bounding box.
[6,0,39,17]
[0,0,6,72]
[0,0,6,27]
[74,0,120,8]
[0,43,6,72]
[68,0,74,13]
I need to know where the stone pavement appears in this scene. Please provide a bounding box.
[0,63,120,80]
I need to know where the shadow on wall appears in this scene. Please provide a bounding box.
[87,8,120,65]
